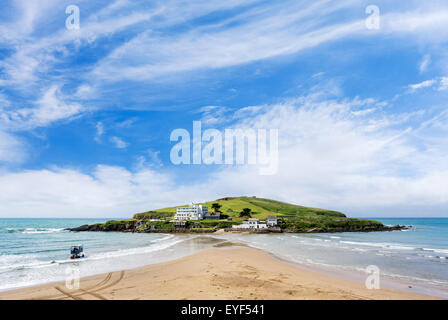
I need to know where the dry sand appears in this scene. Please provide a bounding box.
[0,245,436,300]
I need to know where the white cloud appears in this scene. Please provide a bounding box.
[198,105,230,125]
[135,149,163,168]
[312,72,325,78]
[94,0,132,18]
[382,7,448,41]
[94,122,104,143]
[91,2,448,82]
[93,20,366,81]
[407,77,448,92]
[0,93,10,107]
[0,165,174,217]
[91,0,369,81]
[0,85,85,167]
[116,118,136,128]
[110,136,128,149]
[1,93,447,218]
[1,86,84,129]
[32,86,84,126]
[0,1,157,88]
[201,95,448,216]
[1,1,448,90]
[147,149,162,166]
[3,0,60,38]
[438,77,448,91]
[0,130,26,164]
[74,85,97,99]
[419,54,431,73]
[408,79,437,91]
[1,1,448,218]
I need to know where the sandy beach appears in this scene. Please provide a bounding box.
[0,243,437,300]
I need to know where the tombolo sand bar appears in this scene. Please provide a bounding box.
[0,245,436,300]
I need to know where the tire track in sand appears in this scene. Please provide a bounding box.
[77,271,125,299]
[89,271,125,292]
[54,286,83,300]
[79,289,107,300]
[38,272,113,300]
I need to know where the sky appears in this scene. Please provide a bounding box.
[0,0,448,218]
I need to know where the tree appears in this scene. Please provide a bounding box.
[211,203,222,213]
[239,208,252,218]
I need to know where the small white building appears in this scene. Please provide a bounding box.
[174,204,209,220]
[266,216,278,227]
[232,218,267,229]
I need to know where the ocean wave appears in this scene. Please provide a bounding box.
[340,241,416,251]
[285,253,448,287]
[0,235,184,273]
[339,241,448,257]
[379,270,448,286]
[0,257,50,272]
[150,234,174,243]
[2,227,65,234]
[421,248,448,255]
[90,238,184,261]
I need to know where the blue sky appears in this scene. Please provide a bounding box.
[0,0,448,217]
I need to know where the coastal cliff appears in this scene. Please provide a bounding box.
[68,196,409,234]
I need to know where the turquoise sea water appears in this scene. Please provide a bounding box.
[0,218,209,291]
[0,218,447,297]
[215,218,448,297]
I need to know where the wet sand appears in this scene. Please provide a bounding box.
[0,246,437,300]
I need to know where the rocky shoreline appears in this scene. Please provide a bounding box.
[67,223,409,234]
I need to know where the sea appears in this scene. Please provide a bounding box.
[0,218,447,297]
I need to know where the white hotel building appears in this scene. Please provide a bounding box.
[232,218,267,229]
[174,204,209,220]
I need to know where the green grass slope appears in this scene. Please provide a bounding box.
[71,196,387,233]
[135,196,346,219]
[132,196,383,232]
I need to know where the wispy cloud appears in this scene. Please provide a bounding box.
[408,79,437,91]
[2,0,448,118]
[136,149,163,168]
[419,54,431,73]
[1,90,447,217]
[1,1,448,218]
[91,0,367,81]
[90,2,448,82]
[0,130,26,165]
[0,93,11,107]
[408,77,448,92]
[110,136,128,149]
[198,105,230,125]
[206,94,448,214]
[438,77,448,91]
[1,85,84,130]
[0,1,157,89]
[94,121,104,143]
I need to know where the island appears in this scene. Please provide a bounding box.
[69,196,407,233]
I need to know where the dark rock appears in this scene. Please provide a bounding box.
[67,220,411,234]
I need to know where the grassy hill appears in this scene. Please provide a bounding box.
[131,196,384,231]
[135,196,346,220]
[71,196,390,233]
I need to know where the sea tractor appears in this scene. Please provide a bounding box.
[70,245,85,259]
